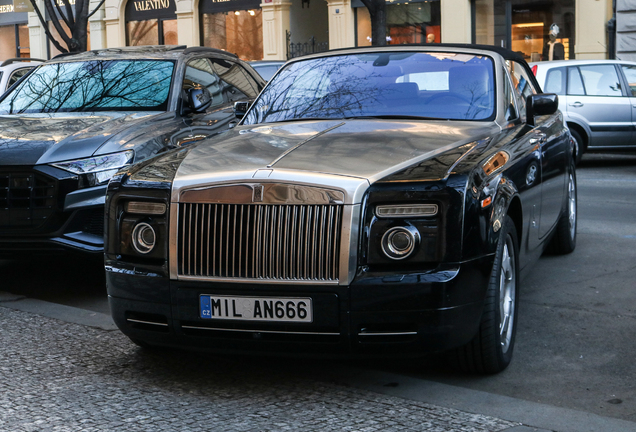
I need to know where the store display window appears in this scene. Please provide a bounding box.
[126,0,177,46]
[473,0,575,62]
[199,0,263,61]
[0,0,29,59]
[355,0,440,47]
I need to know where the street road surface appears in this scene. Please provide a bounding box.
[1,152,635,428]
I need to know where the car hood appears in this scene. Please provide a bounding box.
[173,119,499,203]
[0,112,160,166]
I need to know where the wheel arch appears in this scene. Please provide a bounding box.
[507,195,523,247]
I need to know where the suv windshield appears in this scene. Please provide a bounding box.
[243,52,495,125]
[0,60,175,114]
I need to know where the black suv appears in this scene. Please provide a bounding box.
[0,45,265,256]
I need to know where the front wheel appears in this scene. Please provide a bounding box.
[453,215,519,374]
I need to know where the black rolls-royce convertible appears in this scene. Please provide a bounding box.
[105,45,577,374]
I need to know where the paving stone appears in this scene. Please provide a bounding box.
[0,306,520,432]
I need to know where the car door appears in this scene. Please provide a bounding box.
[565,64,632,148]
[510,60,567,240]
[618,64,636,147]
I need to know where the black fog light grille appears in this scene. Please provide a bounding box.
[0,170,57,230]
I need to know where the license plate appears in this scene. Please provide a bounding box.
[200,295,313,322]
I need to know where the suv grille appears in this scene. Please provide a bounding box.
[0,170,56,230]
[178,203,342,282]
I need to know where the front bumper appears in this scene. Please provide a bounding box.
[106,254,495,357]
[0,165,107,255]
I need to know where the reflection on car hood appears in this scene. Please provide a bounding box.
[0,112,159,166]
[174,119,498,186]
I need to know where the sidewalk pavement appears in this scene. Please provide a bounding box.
[1,291,634,432]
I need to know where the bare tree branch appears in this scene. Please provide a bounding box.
[28,0,68,53]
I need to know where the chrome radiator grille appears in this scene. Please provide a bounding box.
[178,203,342,281]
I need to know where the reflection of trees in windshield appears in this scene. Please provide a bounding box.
[243,53,495,124]
[0,60,175,114]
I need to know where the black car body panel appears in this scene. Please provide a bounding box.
[0,46,265,255]
[104,45,575,368]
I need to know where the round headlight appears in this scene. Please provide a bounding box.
[381,226,420,260]
[131,222,156,254]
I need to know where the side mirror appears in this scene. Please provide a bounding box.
[526,93,558,126]
[186,86,212,113]
[233,101,250,119]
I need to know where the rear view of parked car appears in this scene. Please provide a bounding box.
[0,46,265,257]
[532,59,636,163]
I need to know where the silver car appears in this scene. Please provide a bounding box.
[531,59,636,163]
[0,58,42,94]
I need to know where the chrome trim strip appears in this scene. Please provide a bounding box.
[181,325,339,336]
[339,204,359,285]
[126,319,169,327]
[169,202,179,280]
[358,331,418,336]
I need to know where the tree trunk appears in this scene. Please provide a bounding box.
[360,0,387,46]
[28,0,103,54]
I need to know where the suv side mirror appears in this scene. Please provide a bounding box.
[233,101,250,119]
[186,86,212,113]
[526,93,558,126]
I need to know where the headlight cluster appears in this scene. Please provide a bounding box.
[119,200,167,259]
[369,203,439,263]
[51,150,134,188]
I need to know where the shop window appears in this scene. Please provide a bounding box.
[473,0,575,62]
[200,10,263,61]
[356,0,440,47]
[125,0,177,46]
[0,25,16,60]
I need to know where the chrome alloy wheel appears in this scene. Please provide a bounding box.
[499,240,516,353]
[567,173,577,241]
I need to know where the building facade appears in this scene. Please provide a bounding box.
[2,0,613,63]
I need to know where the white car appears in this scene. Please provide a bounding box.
[531,59,636,163]
[0,58,43,95]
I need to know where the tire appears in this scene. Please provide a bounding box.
[453,215,519,374]
[569,128,586,165]
[548,166,577,255]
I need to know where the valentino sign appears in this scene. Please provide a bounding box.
[133,0,171,11]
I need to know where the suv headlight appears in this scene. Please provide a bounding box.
[51,150,134,187]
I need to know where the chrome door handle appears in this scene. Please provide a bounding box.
[529,133,547,144]
[569,102,584,108]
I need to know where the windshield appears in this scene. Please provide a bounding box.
[0,60,175,114]
[243,52,495,124]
